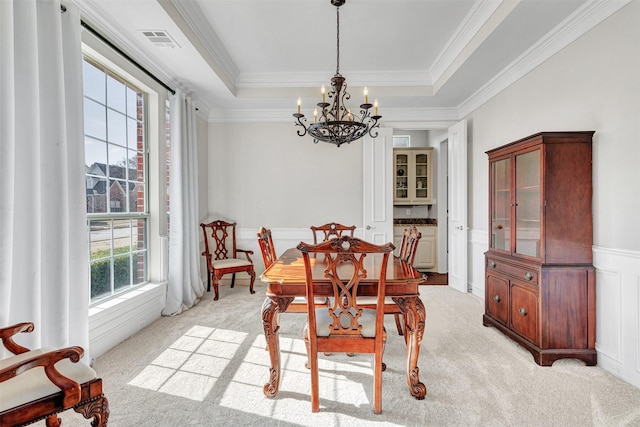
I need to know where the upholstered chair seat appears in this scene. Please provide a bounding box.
[0,348,97,412]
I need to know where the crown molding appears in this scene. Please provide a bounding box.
[166,0,239,94]
[237,70,432,89]
[429,0,503,87]
[207,107,460,124]
[457,0,632,118]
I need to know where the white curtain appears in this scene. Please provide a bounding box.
[0,1,89,355]
[163,91,205,315]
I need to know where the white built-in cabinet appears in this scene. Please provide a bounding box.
[393,225,437,271]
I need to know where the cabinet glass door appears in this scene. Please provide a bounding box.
[490,158,511,251]
[514,149,541,258]
[414,153,429,201]
[395,153,408,201]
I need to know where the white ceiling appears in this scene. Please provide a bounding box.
[69,0,625,126]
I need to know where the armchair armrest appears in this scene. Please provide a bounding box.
[236,248,254,263]
[0,322,34,355]
[0,346,84,409]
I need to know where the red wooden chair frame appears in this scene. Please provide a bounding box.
[0,322,109,427]
[298,236,394,414]
[201,220,256,301]
[310,222,356,244]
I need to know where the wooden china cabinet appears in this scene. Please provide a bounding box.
[483,131,597,366]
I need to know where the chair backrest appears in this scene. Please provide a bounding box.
[310,222,357,244]
[200,220,237,261]
[257,226,277,270]
[297,236,394,339]
[398,226,422,265]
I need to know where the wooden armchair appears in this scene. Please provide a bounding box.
[310,222,356,244]
[201,220,256,301]
[0,322,109,427]
[298,236,394,414]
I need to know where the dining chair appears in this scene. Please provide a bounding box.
[298,235,395,414]
[200,220,256,301]
[390,226,422,335]
[359,226,423,337]
[398,226,422,265]
[310,222,356,244]
[257,227,328,315]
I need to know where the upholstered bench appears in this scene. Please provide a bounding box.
[0,323,109,426]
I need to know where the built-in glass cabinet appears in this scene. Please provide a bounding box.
[394,148,432,205]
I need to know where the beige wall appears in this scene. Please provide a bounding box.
[466,0,640,251]
[205,121,364,229]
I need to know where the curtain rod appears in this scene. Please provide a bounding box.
[62,5,176,95]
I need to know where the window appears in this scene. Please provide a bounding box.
[83,57,148,302]
[393,135,411,148]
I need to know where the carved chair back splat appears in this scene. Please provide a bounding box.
[310,222,357,244]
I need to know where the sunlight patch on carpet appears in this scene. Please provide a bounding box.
[128,325,247,401]
[217,334,371,421]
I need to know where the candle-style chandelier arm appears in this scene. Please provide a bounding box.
[293,113,308,137]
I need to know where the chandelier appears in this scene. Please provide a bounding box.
[293,0,381,148]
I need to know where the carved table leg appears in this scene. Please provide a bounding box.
[73,395,110,426]
[396,296,427,399]
[261,296,292,397]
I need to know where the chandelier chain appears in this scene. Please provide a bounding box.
[336,5,340,75]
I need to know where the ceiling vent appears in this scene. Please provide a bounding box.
[140,30,180,48]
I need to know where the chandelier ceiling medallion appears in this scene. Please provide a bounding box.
[293,0,381,148]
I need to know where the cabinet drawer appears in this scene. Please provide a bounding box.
[510,283,538,345]
[486,273,508,325]
[487,257,538,285]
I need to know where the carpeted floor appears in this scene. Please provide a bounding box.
[52,285,640,427]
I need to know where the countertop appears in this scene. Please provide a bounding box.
[393,218,437,226]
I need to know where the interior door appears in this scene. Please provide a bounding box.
[363,128,393,245]
[447,120,468,293]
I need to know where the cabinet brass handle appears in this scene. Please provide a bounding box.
[493,295,500,302]
[489,261,496,268]
[524,272,533,281]
[519,307,527,316]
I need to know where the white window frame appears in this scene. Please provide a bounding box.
[81,28,169,358]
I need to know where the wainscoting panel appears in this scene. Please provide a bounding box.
[593,267,622,363]
[593,246,640,389]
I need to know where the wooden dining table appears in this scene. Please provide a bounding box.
[260,247,427,400]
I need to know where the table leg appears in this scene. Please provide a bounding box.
[396,296,427,399]
[261,296,292,398]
